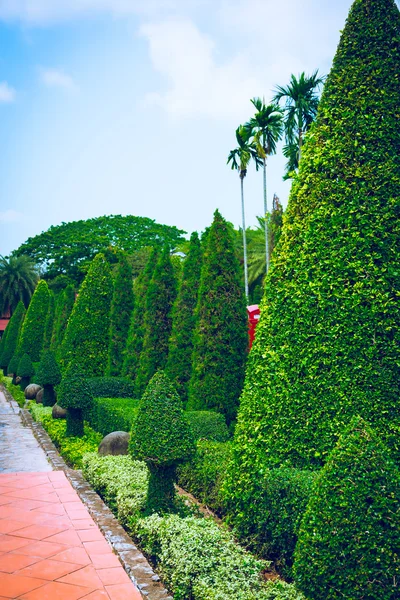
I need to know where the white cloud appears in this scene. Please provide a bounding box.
[0,81,16,103]
[39,68,77,91]
[140,18,262,122]
[0,209,23,223]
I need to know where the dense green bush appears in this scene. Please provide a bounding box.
[52,284,75,356]
[166,232,202,403]
[185,411,230,442]
[58,372,94,437]
[86,376,137,398]
[35,350,62,406]
[135,248,177,397]
[7,353,20,378]
[226,0,400,532]
[88,397,139,436]
[122,247,159,380]
[294,416,400,600]
[188,211,248,424]
[17,353,35,390]
[17,280,50,362]
[106,254,134,376]
[60,253,113,376]
[42,290,55,351]
[0,373,26,407]
[0,301,25,373]
[130,371,195,513]
[177,441,232,515]
[30,404,101,468]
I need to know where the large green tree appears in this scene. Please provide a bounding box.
[51,284,75,356]
[188,210,248,424]
[0,301,25,373]
[60,254,113,376]
[226,0,400,519]
[14,215,185,284]
[166,232,202,403]
[122,247,159,380]
[17,280,50,362]
[106,254,134,376]
[42,291,55,351]
[0,254,39,315]
[135,247,177,397]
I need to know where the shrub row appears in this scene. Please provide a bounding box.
[86,377,137,399]
[88,398,139,437]
[82,453,304,600]
[185,411,229,443]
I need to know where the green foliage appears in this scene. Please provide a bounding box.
[15,214,186,284]
[86,376,136,398]
[185,411,230,442]
[58,373,94,412]
[106,255,134,377]
[227,0,400,532]
[130,371,195,513]
[7,353,20,375]
[17,280,50,362]
[51,285,75,356]
[135,248,177,396]
[17,353,35,378]
[30,403,101,468]
[122,247,159,380]
[88,397,139,436]
[0,374,26,407]
[188,211,248,424]
[294,416,400,600]
[35,350,62,387]
[177,441,232,515]
[42,291,55,351]
[0,301,25,371]
[60,254,113,376]
[0,254,39,315]
[166,232,202,403]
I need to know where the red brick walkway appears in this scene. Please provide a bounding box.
[0,471,142,600]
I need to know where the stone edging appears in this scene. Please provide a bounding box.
[20,408,172,600]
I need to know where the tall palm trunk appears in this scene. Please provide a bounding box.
[240,173,249,301]
[263,157,269,274]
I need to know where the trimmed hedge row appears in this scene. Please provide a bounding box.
[185,411,229,443]
[88,398,139,437]
[86,377,137,399]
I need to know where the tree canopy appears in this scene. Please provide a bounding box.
[14,214,186,284]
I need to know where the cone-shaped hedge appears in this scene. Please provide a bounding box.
[122,248,159,380]
[42,291,55,351]
[52,284,75,356]
[294,416,400,600]
[135,248,177,397]
[35,350,62,407]
[106,255,134,377]
[60,254,113,376]
[0,301,25,373]
[226,0,400,522]
[188,211,248,424]
[166,232,202,403]
[8,353,20,377]
[17,353,35,390]
[17,280,50,362]
[130,371,195,513]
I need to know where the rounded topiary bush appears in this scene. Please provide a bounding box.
[58,372,94,437]
[293,416,400,600]
[130,371,195,514]
[35,350,62,407]
[17,353,35,391]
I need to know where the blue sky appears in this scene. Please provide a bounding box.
[0,0,394,255]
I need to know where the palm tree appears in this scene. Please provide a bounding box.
[227,126,261,301]
[0,255,39,315]
[245,98,283,274]
[273,71,325,172]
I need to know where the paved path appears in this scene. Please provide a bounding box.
[0,391,143,600]
[0,391,51,473]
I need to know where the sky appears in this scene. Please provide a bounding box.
[0,0,393,255]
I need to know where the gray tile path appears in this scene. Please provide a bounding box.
[0,388,51,472]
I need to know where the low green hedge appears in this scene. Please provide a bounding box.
[82,453,304,600]
[86,377,137,398]
[0,374,26,407]
[29,403,102,468]
[177,441,232,515]
[185,411,230,442]
[87,397,139,436]
[224,467,317,578]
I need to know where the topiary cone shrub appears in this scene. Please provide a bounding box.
[8,353,20,384]
[0,301,25,375]
[17,353,35,391]
[35,350,62,407]
[130,371,195,514]
[17,280,50,362]
[293,416,400,600]
[58,371,94,437]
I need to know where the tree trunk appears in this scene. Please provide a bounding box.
[66,408,84,437]
[263,157,269,274]
[240,175,249,301]
[146,463,177,515]
[42,385,56,407]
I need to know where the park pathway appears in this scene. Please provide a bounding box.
[0,390,142,600]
